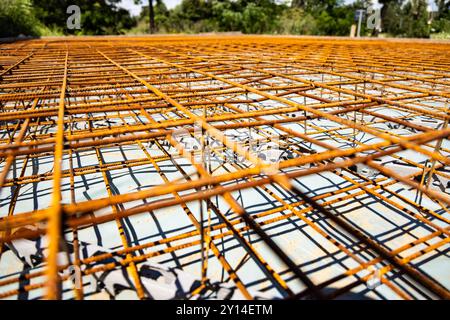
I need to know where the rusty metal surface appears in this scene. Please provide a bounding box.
[0,35,449,300]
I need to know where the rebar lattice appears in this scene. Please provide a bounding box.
[0,36,449,300]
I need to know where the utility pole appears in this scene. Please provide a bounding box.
[149,0,155,34]
[357,11,363,37]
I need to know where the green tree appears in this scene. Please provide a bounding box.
[277,8,317,34]
[241,0,281,34]
[137,1,169,33]
[32,0,136,35]
[242,3,270,33]
[290,0,358,36]
[0,0,41,37]
[436,0,450,17]
[379,0,404,35]
[166,0,216,33]
[291,0,308,8]
[212,1,243,31]
[299,0,343,13]
[432,0,450,35]
[402,0,430,37]
[135,0,169,33]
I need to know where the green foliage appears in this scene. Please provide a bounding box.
[31,0,136,35]
[378,0,435,38]
[314,5,355,36]
[146,0,213,33]
[241,2,274,34]
[276,8,317,35]
[152,0,361,36]
[1,0,446,39]
[432,0,450,36]
[436,0,450,18]
[0,0,41,37]
[3,0,138,36]
[432,17,450,33]
[215,6,243,31]
[401,0,430,38]
[380,0,404,35]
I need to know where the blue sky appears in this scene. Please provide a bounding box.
[118,0,436,17]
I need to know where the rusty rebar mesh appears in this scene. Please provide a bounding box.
[0,36,449,300]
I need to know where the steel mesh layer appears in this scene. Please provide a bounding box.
[0,36,449,300]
